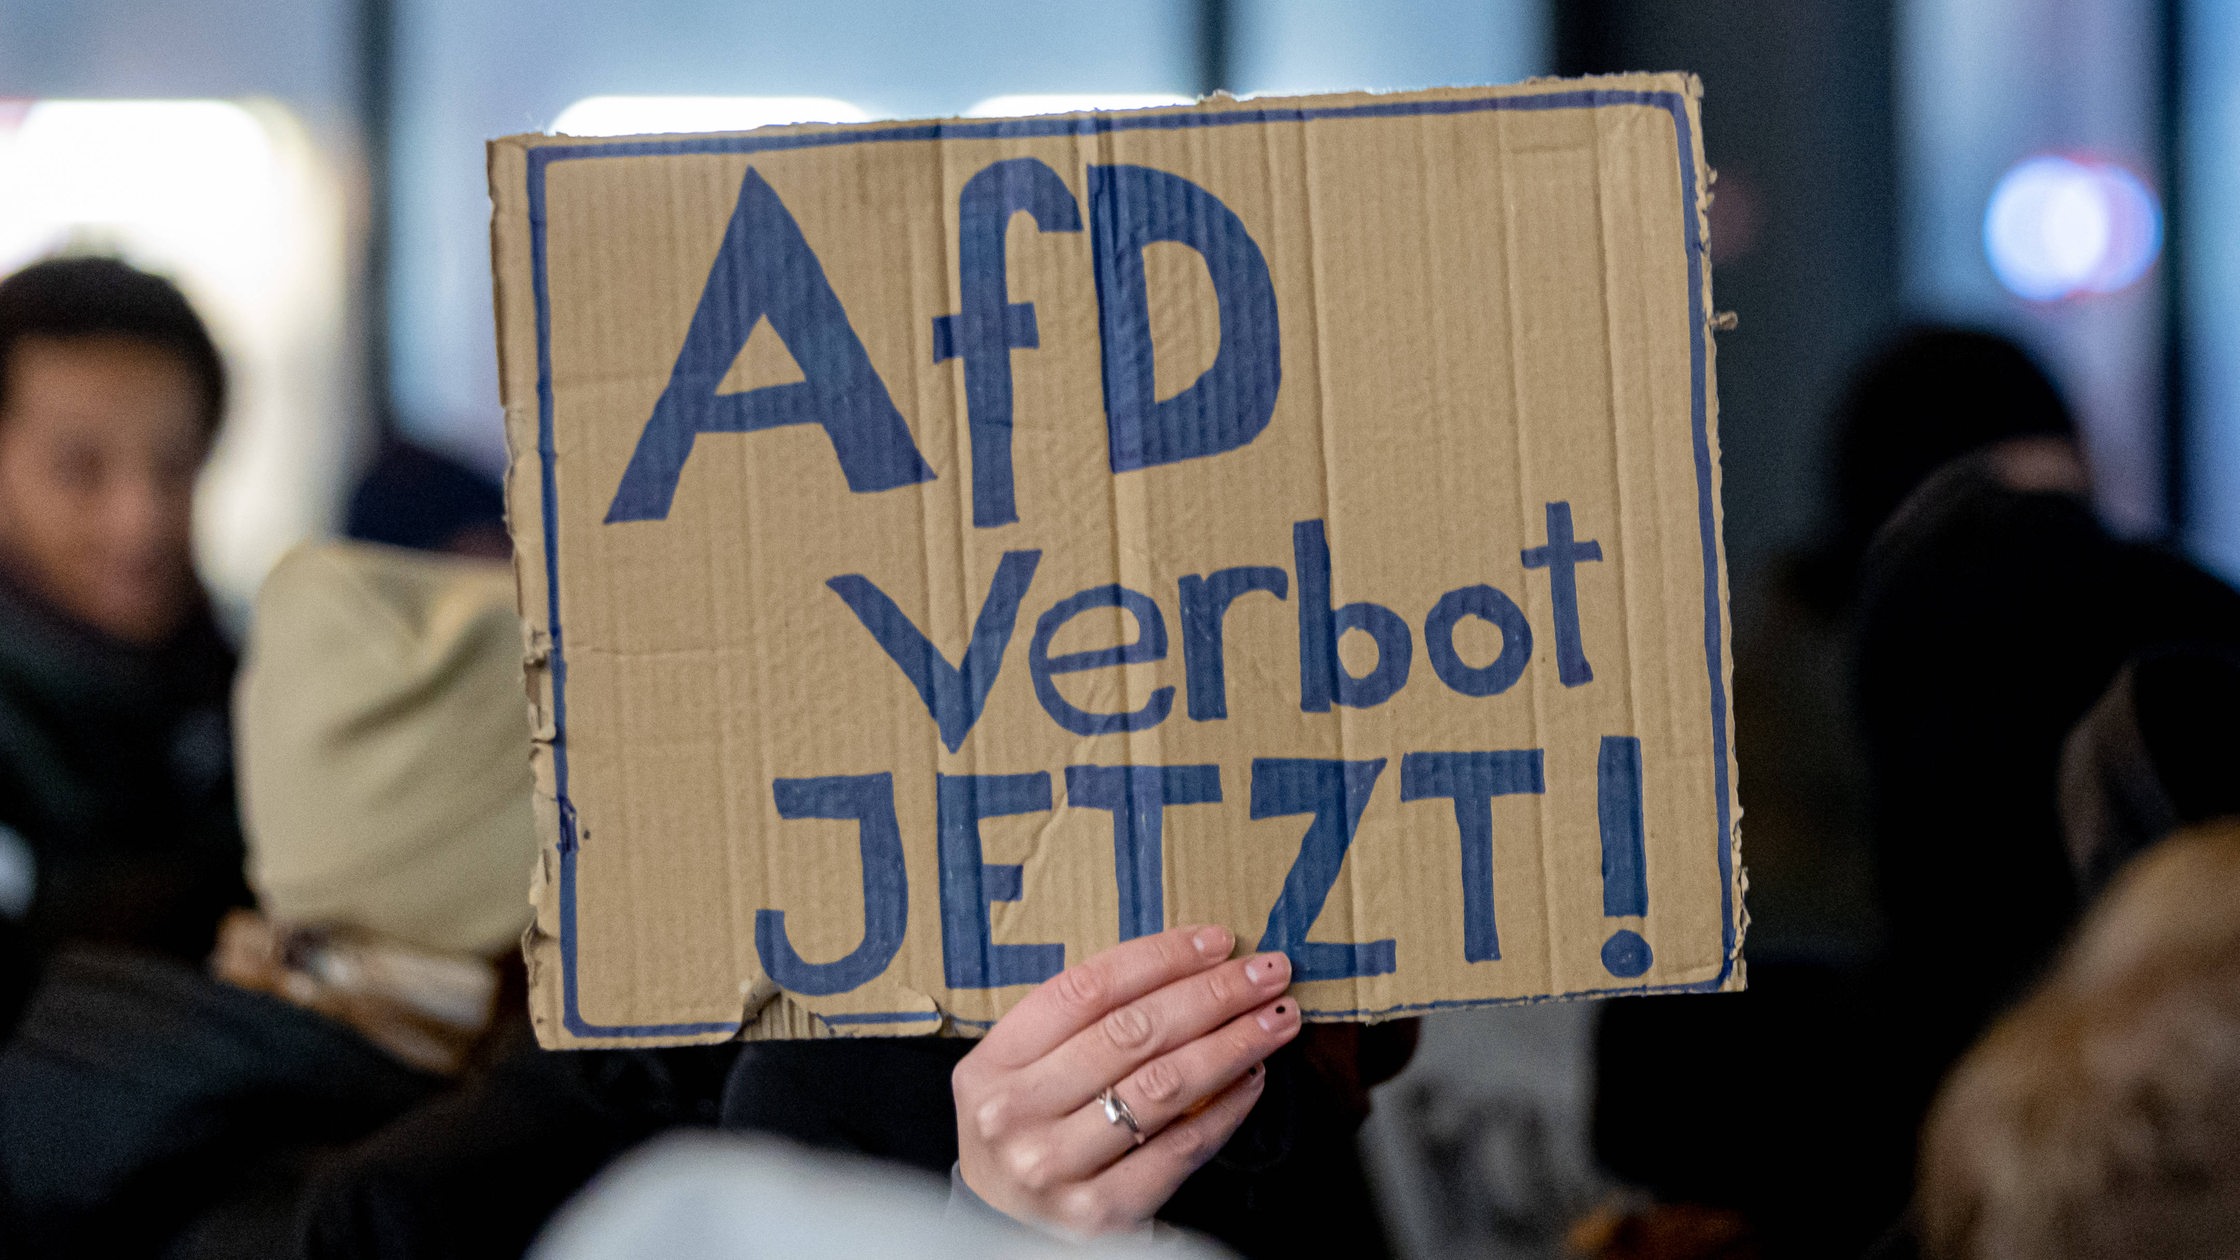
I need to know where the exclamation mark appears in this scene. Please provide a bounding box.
[1598,735,1653,978]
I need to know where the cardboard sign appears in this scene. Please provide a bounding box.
[489,74,1742,1048]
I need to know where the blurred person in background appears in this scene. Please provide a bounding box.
[1916,820,2240,1260]
[1854,407,2240,1090]
[1589,328,2090,1258]
[0,254,249,1033]
[0,543,724,1258]
[1729,328,2083,963]
[258,545,730,1260]
[1836,354,2240,1260]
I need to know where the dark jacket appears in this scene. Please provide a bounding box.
[1855,461,2240,1059]
[292,1027,736,1260]
[0,947,442,1258]
[1591,463,2240,1260]
[0,947,736,1259]
[0,569,249,1030]
[721,1035,1395,1260]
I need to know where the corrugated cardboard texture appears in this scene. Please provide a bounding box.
[490,74,1741,1048]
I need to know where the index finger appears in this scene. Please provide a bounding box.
[975,924,1236,1067]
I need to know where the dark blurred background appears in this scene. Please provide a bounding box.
[1,2,2228,1255]
[4,0,2223,624]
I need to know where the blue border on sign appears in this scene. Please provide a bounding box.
[527,88,1733,1039]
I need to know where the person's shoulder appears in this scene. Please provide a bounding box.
[4,946,435,1105]
[0,947,436,1247]
[285,1032,738,1260]
[0,658,66,823]
[1863,457,2098,589]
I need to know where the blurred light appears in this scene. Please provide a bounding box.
[0,100,284,285]
[550,96,874,137]
[1984,155,2162,301]
[965,94,1193,117]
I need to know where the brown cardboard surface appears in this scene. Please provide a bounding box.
[489,74,1742,1048]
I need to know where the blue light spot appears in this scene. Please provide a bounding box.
[1985,155,2162,302]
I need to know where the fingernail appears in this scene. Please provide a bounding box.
[1244,952,1290,987]
[1193,926,1234,959]
[1257,1000,1299,1033]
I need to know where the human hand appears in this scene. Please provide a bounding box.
[951,925,1300,1236]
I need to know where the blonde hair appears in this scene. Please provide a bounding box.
[1919,820,2240,1260]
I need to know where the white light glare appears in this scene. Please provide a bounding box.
[965,94,1193,118]
[1984,155,2162,302]
[551,96,873,137]
[0,100,285,284]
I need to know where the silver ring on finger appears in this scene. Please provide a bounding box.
[1098,1086,1146,1145]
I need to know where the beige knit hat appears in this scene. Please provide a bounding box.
[236,541,537,957]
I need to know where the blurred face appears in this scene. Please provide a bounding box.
[0,335,209,645]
